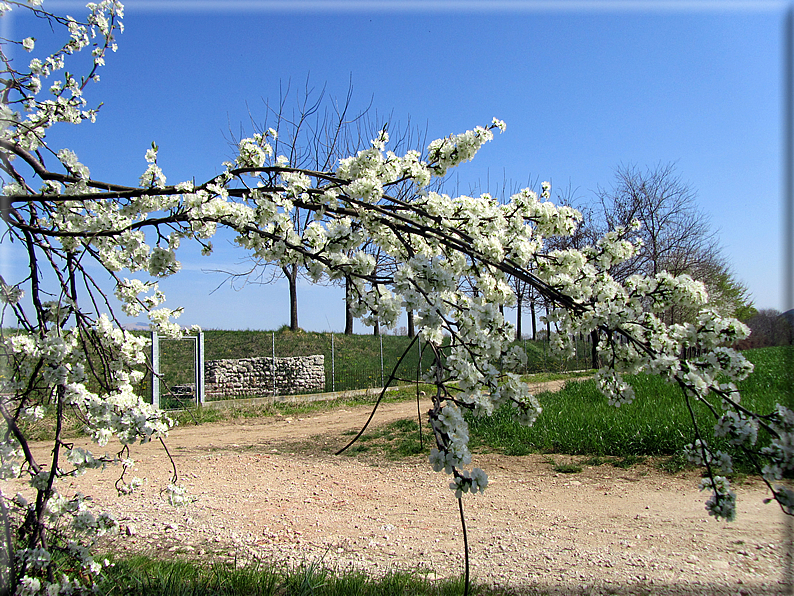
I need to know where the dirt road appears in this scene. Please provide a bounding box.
[15,382,789,595]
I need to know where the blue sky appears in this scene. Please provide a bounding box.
[3,0,789,332]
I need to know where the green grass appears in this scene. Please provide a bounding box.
[98,555,480,596]
[467,346,790,470]
[340,417,429,459]
[611,454,646,469]
[549,459,583,474]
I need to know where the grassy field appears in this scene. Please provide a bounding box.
[14,340,789,468]
[316,347,790,474]
[466,345,790,470]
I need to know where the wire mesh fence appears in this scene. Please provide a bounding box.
[150,330,595,409]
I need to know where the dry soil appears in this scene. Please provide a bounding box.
[12,381,790,595]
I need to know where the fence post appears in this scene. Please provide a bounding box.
[272,331,276,397]
[151,331,160,408]
[331,332,335,393]
[197,331,205,405]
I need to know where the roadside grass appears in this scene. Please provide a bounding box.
[21,368,592,442]
[339,417,428,459]
[548,458,583,474]
[16,384,436,441]
[98,555,479,596]
[169,384,436,428]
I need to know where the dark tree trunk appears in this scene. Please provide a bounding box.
[373,319,380,336]
[407,310,415,338]
[282,264,299,331]
[591,330,599,370]
[515,295,523,341]
[344,277,354,335]
[530,299,537,341]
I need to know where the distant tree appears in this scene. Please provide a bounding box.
[344,275,355,334]
[220,78,378,331]
[736,309,794,348]
[592,163,751,323]
[594,163,714,278]
[692,254,756,322]
[269,81,356,331]
[221,84,435,335]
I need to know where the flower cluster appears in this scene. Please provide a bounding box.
[236,132,274,169]
[449,467,488,499]
[426,122,503,177]
[1,1,123,153]
[684,439,733,474]
[140,143,167,188]
[700,476,737,521]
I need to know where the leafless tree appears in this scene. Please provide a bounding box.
[591,163,747,324]
[219,77,371,331]
[222,80,437,335]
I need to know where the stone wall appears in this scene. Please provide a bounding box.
[204,355,325,399]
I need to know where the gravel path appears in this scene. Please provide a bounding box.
[12,384,790,595]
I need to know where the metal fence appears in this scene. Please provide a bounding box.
[151,331,594,409]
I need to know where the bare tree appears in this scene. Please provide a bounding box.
[220,77,371,331]
[594,163,714,277]
[591,163,749,323]
[226,82,437,335]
